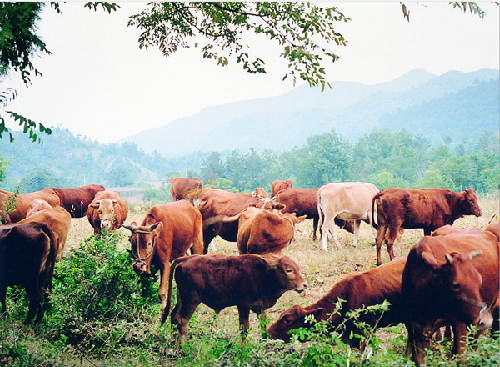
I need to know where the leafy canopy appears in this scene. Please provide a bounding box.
[128,2,350,90]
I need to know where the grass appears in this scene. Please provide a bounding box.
[1,194,498,366]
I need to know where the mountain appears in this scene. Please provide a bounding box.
[118,69,499,156]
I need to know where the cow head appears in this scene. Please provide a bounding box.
[422,249,492,330]
[267,305,323,342]
[91,199,118,230]
[266,255,307,293]
[123,221,162,275]
[460,189,482,217]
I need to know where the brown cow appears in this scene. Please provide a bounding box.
[268,257,407,346]
[162,253,307,342]
[0,189,61,223]
[317,182,379,250]
[373,188,482,266]
[122,200,203,307]
[236,207,307,254]
[187,188,273,253]
[169,177,203,201]
[276,188,354,241]
[0,222,57,323]
[50,184,105,218]
[87,190,128,234]
[271,180,294,198]
[19,204,71,261]
[402,226,498,366]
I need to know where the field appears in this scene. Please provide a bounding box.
[1,194,498,366]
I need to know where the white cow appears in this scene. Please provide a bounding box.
[317,182,379,250]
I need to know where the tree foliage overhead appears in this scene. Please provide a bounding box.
[128,2,350,90]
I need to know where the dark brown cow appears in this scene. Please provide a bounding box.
[373,188,482,266]
[276,188,354,241]
[122,200,203,307]
[87,190,128,234]
[50,184,105,218]
[187,188,273,253]
[19,204,71,261]
[169,177,203,201]
[0,189,61,223]
[268,257,407,346]
[402,225,498,366]
[0,222,57,323]
[271,180,294,198]
[236,207,306,254]
[162,253,307,342]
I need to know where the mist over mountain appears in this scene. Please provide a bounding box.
[118,68,499,156]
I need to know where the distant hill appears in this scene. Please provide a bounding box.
[118,68,499,156]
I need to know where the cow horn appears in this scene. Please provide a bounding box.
[122,224,137,232]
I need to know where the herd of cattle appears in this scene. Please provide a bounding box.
[0,178,498,366]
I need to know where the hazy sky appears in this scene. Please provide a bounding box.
[4,2,499,144]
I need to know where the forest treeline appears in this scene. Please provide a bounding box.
[0,126,498,197]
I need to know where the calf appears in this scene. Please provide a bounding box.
[268,257,407,346]
[122,200,204,307]
[373,188,482,265]
[87,190,128,234]
[162,254,307,342]
[317,182,379,250]
[19,204,71,261]
[0,222,57,323]
[402,225,498,366]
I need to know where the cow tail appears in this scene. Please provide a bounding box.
[39,223,58,293]
[371,193,381,230]
[162,258,181,324]
[317,189,323,230]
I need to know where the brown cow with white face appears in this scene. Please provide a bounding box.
[317,182,379,251]
[162,253,307,342]
[0,222,57,323]
[0,189,61,223]
[268,257,407,346]
[402,225,498,366]
[122,200,203,307]
[373,188,482,266]
[187,188,273,253]
[50,184,106,218]
[271,180,294,198]
[169,177,203,201]
[19,203,71,261]
[276,188,354,241]
[87,190,127,234]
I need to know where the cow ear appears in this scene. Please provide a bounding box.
[149,222,160,232]
[296,215,307,223]
[421,248,442,270]
[122,222,137,232]
[306,307,323,318]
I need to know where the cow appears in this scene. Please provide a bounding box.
[169,177,203,202]
[27,199,54,217]
[271,180,294,198]
[122,200,204,307]
[0,222,57,323]
[0,189,61,224]
[402,225,498,366]
[267,257,407,346]
[236,207,307,254]
[87,190,128,234]
[276,188,354,241]
[19,204,71,261]
[373,188,482,266]
[162,253,307,342]
[50,184,106,218]
[186,188,273,253]
[317,182,379,251]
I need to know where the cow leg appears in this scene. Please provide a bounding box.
[158,262,170,308]
[25,282,42,324]
[410,322,433,367]
[352,220,361,247]
[321,212,341,251]
[171,294,199,344]
[375,224,388,266]
[237,305,251,341]
[451,321,468,355]
[312,217,318,241]
[0,282,7,316]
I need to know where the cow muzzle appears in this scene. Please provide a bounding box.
[477,304,493,331]
[295,282,307,294]
[132,260,149,275]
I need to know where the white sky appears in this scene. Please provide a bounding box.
[3,2,499,144]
